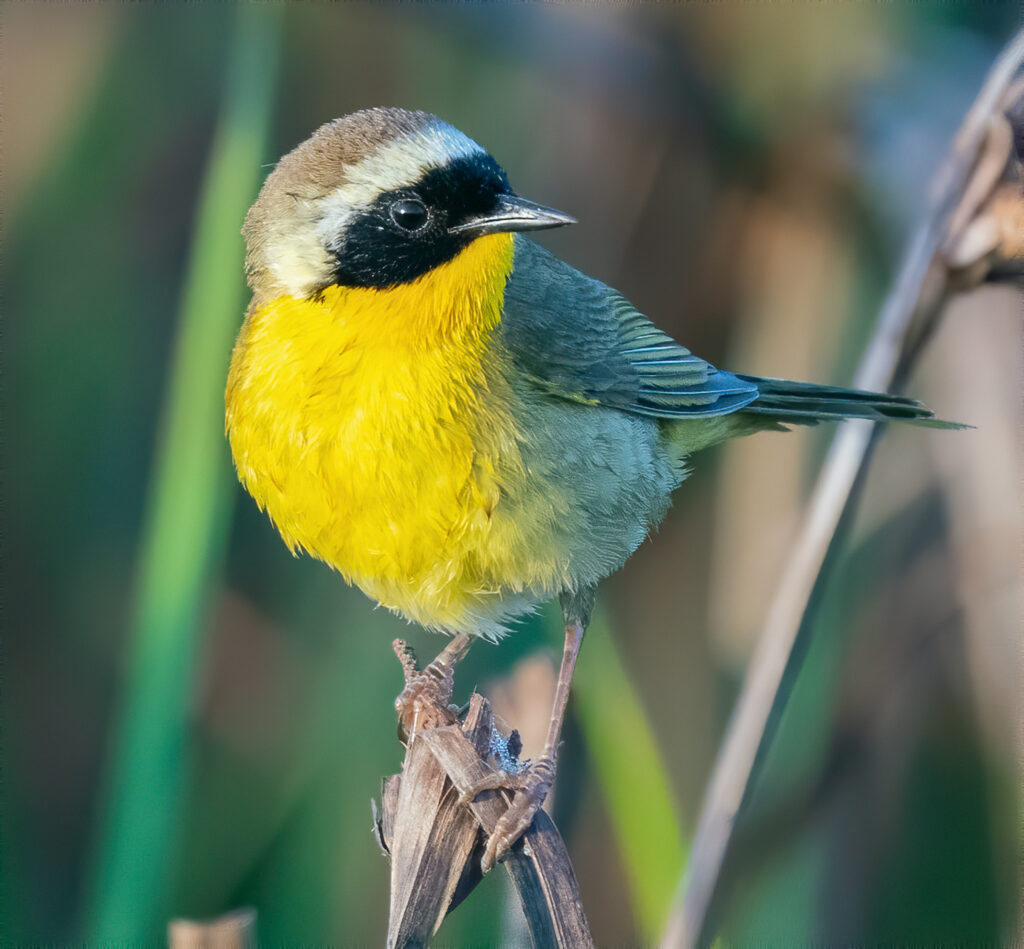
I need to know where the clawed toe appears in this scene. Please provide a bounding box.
[393,637,472,741]
[453,754,556,872]
[477,756,556,873]
[457,770,522,806]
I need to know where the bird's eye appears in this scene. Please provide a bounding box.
[390,198,429,232]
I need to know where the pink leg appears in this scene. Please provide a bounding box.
[479,620,585,872]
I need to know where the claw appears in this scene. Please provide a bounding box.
[393,636,473,742]
[477,755,556,873]
[473,619,585,873]
[456,771,517,807]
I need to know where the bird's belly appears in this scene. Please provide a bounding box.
[229,370,501,626]
[226,304,539,635]
[227,294,679,638]
[489,395,681,607]
[231,390,677,638]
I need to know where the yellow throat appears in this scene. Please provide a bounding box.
[225,233,521,630]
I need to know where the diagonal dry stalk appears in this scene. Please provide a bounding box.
[662,29,1024,949]
[377,640,594,949]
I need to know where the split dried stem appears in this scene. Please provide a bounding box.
[378,640,594,949]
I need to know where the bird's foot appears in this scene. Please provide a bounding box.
[460,754,557,873]
[393,637,472,742]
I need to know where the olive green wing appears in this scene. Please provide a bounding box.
[499,237,759,418]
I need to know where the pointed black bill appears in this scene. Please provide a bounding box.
[449,194,577,238]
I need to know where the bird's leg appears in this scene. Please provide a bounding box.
[393,635,473,743]
[470,614,587,873]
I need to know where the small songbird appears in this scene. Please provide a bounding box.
[226,108,947,869]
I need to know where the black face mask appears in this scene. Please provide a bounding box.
[329,153,512,290]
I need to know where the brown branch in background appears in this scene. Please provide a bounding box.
[376,640,594,949]
[662,29,1024,949]
[168,908,256,949]
[941,77,1024,284]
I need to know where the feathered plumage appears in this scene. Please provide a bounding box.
[227,109,952,641]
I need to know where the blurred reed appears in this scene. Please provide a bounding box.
[570,606,688,941]
[668,33,1024,947]
[84,8,281,940]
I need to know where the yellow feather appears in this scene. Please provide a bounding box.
[226,233,562,635]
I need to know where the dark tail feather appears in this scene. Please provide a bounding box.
[736,375,964,429]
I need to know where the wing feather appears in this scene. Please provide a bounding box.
[500,238,758,419]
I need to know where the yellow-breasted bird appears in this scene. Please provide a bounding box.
[226,107,948,869]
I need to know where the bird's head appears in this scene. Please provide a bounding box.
[243,108,575,302]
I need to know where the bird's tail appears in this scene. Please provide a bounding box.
[736,375,962,428]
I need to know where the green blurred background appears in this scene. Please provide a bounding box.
[4,4,1021,946]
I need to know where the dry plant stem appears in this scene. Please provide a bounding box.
[387,638,481,947]
[382,643,594,948]
[424,695,595,949]
[168,908,256,949]
[663,29,1024,949]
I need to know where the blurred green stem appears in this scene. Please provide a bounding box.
[571,607,689,941]
[84,8,280,941]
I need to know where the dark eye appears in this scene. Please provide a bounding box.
[390,197,428,232]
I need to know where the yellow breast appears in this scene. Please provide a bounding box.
[225,233,534,633]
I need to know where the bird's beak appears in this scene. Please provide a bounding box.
[449,194,577,237]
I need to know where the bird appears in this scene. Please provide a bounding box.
[225,107,949,870]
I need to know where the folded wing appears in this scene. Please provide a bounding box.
[500,238,759,418]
